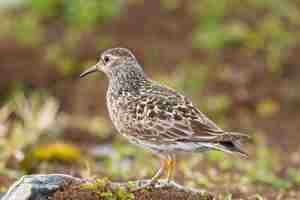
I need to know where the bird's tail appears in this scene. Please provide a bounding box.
[209,132,250,157]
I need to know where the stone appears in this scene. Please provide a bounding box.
[2,174,81,200]
[2,174,213,200]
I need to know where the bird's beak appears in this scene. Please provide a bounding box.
[79,64,99,78]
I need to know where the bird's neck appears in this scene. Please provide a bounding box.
[108,68,148,96]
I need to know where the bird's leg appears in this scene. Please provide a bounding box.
[149,158,166,184]
[132,158,166,190]
[134,156,174,190]
[166,154,176,183]
[170,154,176,182]
[131,158,167,191]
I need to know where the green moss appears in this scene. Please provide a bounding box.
[100,191,115,200]
[115,187,135,200]
[81,178,108,190]
[81,178,135,200]
[127,181,138,189]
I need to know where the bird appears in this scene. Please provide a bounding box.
[79,47,249,184]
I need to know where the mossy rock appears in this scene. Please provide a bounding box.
[2,174,213,200]
[54,179,213,200]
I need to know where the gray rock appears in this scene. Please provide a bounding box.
[0,193,5,199]
[2,174,81,200]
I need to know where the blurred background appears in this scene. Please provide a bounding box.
[0,0,300,198]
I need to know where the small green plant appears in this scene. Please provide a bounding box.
[81,178,108,190]
[127,181,137,189]
[81,178,135,200]
[100,191,115,200]
[115,187,135,200]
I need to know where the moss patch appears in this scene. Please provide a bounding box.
[52,179,213,200]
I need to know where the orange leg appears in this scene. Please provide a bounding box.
[170,154,176,181]
[166,154,176,182]
[150,158,167,183]
[149,155,176,185]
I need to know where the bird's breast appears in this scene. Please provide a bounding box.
[106,91,139,135]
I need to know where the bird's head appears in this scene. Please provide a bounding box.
[80,48,143,79]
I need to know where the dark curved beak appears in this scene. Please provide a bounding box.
[79,64,98,78]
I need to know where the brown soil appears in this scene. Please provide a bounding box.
[52,179,213,200]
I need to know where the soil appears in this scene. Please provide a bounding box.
[52,179,213,200]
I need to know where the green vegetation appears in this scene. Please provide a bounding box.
[28,0,122,27]
[82,178,135,200]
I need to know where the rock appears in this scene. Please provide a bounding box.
[0,193,5,199]
[2,174,213,200]
[2,174,81,200]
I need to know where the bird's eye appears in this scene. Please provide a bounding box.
[103,56,110,64]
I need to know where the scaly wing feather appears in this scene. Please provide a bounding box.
[128,83,226,143]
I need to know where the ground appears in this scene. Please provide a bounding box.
[52,179,213,200]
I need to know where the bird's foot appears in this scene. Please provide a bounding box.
[167,178,172,184]
[129,179,159,191]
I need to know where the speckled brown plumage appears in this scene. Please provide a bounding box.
[80,47,249,183]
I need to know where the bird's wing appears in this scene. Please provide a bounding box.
[131,84,225,143]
